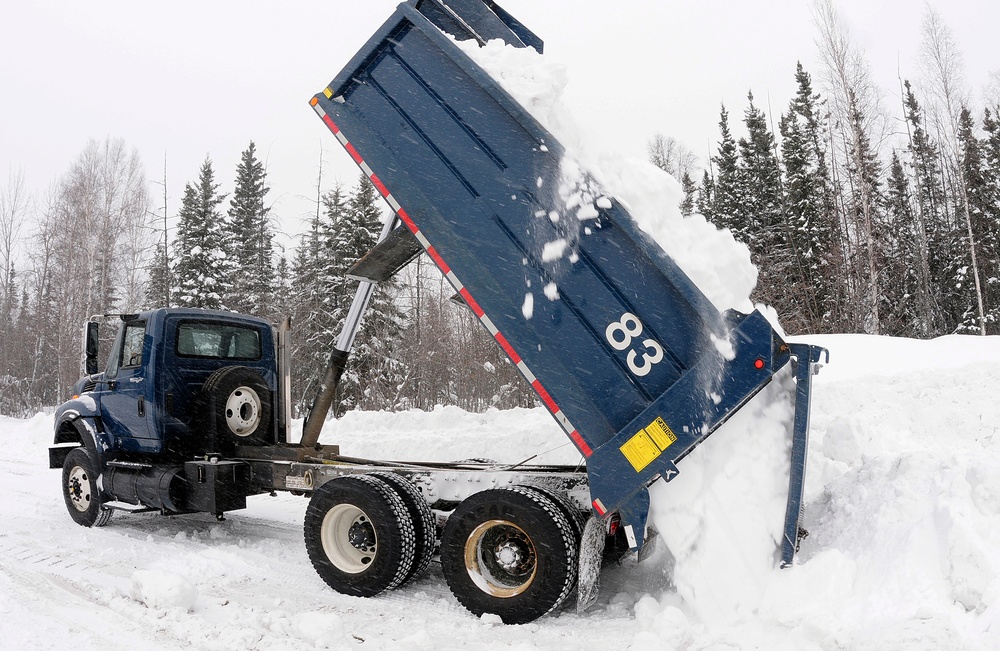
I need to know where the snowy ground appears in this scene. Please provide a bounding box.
[3,333,1000,649]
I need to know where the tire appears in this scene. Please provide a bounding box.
[528,485,586,542]
[201,366,272,450]
[304,475,416,598]
[62,447,113,528]
[440,486,579,624]
[370,472,437,586]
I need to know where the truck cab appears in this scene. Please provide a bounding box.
[54,308,279,461]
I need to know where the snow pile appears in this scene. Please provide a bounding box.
[130,569,198,612]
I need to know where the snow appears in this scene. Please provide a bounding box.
[4,336,1000,648]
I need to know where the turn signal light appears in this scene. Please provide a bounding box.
[753,359,765,370]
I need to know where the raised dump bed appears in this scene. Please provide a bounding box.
[309,0,825,569]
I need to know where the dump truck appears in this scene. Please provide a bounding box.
[49,0,827,625]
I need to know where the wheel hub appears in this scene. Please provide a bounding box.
[465,520,537,597]
[320,504,378,573]
[225,386,261,436]
[67,466,92,512]
[348,518,376,552]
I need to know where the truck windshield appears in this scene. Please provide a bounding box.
[176,322,261,361]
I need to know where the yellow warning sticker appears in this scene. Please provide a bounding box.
[646,416,677,451]
[620,431,660,472]
[620,416,678,473]
[323,87,334,99]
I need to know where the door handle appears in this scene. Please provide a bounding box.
[137,396,145,417]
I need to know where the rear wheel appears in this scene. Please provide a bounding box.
[370,472,437,585]
[304,475,416,597]
[62,447,112,528]
[440,486,578,624]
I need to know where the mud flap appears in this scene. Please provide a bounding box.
[576,515,606,614]
[618,487,650,551]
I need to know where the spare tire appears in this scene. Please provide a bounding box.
[201,366,272,450]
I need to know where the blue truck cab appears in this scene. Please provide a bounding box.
[53,308,278,460]
[50,308,281,525]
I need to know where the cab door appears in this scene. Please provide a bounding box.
[101,318,153,449]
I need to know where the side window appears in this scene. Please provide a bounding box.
[106,320,146,378]
[121,322,146,368]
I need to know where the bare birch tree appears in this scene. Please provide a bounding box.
[919,7,985,334]
[812,0,890,333]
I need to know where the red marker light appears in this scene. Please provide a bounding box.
[754,358,765,370]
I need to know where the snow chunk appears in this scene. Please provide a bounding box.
[130,570,198,612]
[541,239,568,262]
[543,282,559,301]
[521,292,534,319]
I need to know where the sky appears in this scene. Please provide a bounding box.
[2,0,998,260]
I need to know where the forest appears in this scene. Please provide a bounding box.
[1,2,998,417]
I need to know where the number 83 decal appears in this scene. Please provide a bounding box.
[605,312,664,377]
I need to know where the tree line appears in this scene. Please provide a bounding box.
[661,3,1000,337]
[2,1,997,417]
[0,140,534,417]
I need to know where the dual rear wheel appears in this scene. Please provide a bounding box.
[304,476,580,624]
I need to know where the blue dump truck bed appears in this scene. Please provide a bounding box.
[311,0,826,561]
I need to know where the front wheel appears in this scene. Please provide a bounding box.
[62,447,112,527]
[440,486,579,624]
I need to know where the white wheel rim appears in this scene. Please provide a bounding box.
[465,519,536,598]
[225,385,261,436]
[67,465,92,513]
[321,503,377,573]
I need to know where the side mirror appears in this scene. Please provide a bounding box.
[83,321,100,376]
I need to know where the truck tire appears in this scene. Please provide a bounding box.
[304,475,416,598]
[370,472,437,586]
[62,447,113,528]
[201,366,272,450]
[528,485,586,541]
[440,486,578,624]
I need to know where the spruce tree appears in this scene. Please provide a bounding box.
[337,174,407,414]
[778,63,838,332]
[709,105,743,238]
[172,158,229,310]
[145,241,171,308]
[738,92,785,312]
[955,107,998,333]
[679,172,697,216]
[883,152,923,335]
[226,141,275,316]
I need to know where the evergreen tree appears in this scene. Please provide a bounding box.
[172,158,229,310]
[778,63,839,332]
[290,185,338,414]
[145,241,171,308]
[882,152,923,335]
[336,174,407,413]
[709,105,743,238]
[955,107,999,333]
[226,141,275,316]
[697,170,715,221]
[679,172,697,216]
[737,93,787,316]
